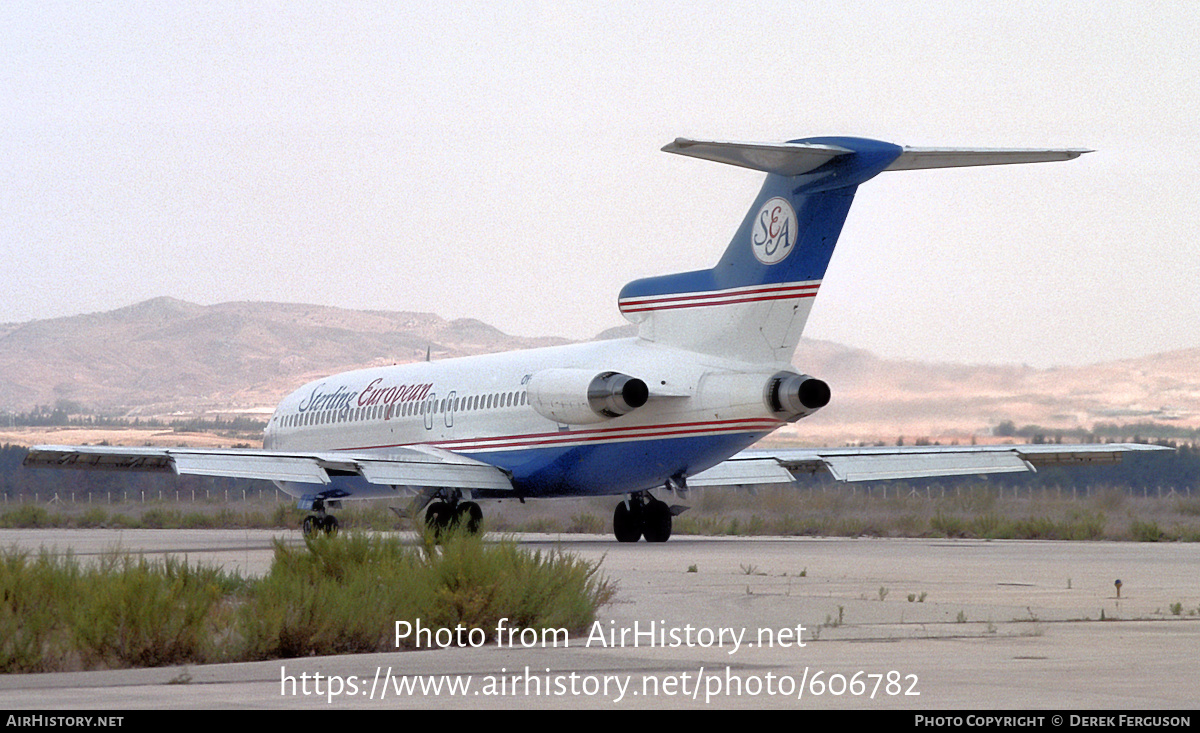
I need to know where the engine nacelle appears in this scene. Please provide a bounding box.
[526,369,649,424]
[765,371,830,421]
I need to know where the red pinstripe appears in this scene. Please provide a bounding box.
[619,283,820,314]
[333,417,782,453]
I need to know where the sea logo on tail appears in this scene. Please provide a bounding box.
[750,197,798,264]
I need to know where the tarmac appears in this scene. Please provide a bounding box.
[0,528,1195,710]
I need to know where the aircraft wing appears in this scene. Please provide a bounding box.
[22,444,515,494]
[687,443,1172,487]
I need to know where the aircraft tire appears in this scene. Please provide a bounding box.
[456,502,483,534]
[322,515,339,536]
[425,502,451,534]
[613,501,642,542]
[642,499,672,543]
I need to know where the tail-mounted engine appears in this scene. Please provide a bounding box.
[765,371,830,421]
[527,369,649,425]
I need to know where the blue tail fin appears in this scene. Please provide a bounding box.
[619,137,903,364]
[619,136,1088,364]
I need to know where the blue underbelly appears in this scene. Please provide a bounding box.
[278,431,768,502]
[464,431,767,497]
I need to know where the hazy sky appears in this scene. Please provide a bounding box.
[3,1,1197,367]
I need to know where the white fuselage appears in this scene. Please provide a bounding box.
[263,337,795,499]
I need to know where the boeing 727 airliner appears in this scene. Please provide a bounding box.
[24,136,1170,541]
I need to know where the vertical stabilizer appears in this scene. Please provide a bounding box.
[619,137,1087,364]
[619,137,902,364]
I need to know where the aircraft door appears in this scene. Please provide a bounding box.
[424,394,436,431]
[444,390,457,428]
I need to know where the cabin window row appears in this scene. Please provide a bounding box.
[277,390,528,428]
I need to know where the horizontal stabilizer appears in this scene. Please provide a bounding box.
[662,138,1089,177]
[886,147,1091,171]
[662,138,852,176]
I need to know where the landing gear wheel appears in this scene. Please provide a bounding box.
[642,499,672,543]
[425,501,451,534]
[456,502,483,534]
[613,501,643,542]
[303,514,339,536]
[321,515,339,536]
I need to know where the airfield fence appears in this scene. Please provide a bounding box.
[4,482,1193,507]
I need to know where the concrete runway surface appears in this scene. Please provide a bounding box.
[0,529,1195,710]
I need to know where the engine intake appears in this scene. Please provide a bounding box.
[765,371,830,421]
[527,369,649,424]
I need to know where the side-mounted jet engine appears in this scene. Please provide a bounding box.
[526,368,649,424]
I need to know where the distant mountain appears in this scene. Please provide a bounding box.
[789,340,1200,443]
[0,298,568,415]
[1,298,1197,441]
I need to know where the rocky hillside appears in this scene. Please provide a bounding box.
[0,298,567,415]
[790,340,1200,443]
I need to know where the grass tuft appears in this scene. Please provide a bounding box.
[0,530,614,672]
[1130,520,1165,542]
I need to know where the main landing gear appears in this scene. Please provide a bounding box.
[301,499,340,537]
[423,491,484,535]
[613,491,674,543]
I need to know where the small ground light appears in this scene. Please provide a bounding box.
[1114,579,1123,598]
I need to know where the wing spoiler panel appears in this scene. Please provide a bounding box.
[690,443,1171,486]
[23,445,515,496]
